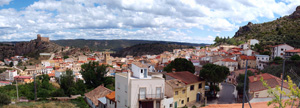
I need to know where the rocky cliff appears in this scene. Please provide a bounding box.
[0,39,63,60]
[233,5,300,47]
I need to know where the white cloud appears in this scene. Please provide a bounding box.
[0,0,12,6]
[0,0,299,43]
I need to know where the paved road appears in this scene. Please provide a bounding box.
[217,83,236,104]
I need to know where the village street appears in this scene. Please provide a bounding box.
[207,83,237,104]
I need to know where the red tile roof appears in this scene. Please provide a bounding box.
[84,86,112,106]
[14,76,32,79]
[166,71,204,84]
[46,66,53,68]
[221,58,237,62]
[248,73,289,92]
[240,55,256,60]
[87,58,96,61]
[285,49,300,53]
[0,81,11,84]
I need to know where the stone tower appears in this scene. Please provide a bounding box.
[104,52,112,65]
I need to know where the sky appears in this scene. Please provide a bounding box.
[0,0,299,44]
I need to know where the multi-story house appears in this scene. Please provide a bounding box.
[214,58,238,72]
[249,73,291,98]
[255,55,269,70]
[238,55,256,69]
[271,44,294,59]
[165,79,187,108]
[165,71,205,107]
[115,62,165,108]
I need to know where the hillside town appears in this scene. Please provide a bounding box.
[0,35,299,108]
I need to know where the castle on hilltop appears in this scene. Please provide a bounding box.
[36,34,49,42]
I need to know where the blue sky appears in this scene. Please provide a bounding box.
[0,0,299,44]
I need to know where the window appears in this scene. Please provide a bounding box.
[141,69,143,73]
[175,91,178,95]
[182,90,185,94]
[262,58,264,60]
[139,88,146,99]
[169,104,173,107]
[198,83,202,89]
[281,48,284,51]
[187,97,189,102]
[181,100,184,104]
[281,53,283,55]
[190,85,194,91]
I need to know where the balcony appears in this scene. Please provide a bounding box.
[138,93,164,101]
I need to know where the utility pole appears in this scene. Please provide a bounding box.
[34,73,37,101]
[242,59,248,108]
[280,59,285,108]
[16,79,19,102]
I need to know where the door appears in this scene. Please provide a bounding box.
[174,102,177,108]
[139,88,146,99]
[196,93,200,102]
[140,101,153,108]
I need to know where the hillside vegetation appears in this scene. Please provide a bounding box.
[233,6,300,48]
[112,43,194,57]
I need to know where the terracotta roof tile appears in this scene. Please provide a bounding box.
[240,55,256,60]
[285,49,300,53]
[84,86,112,106]
[221,58,237,62]
[248,73,289,92]
[166,71,204,84]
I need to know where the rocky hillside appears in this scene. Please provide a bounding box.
[233,6,300,47]
[52,39,207,51]
[0,39,63,60]
[112,43,194,57]
[0,43,15,61]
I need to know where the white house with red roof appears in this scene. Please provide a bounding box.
[249,73,291,98]
[271,44,294,59]
[214,58,238,71]
[285,49,300,58]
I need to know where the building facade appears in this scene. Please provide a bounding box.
[115,62,165,108]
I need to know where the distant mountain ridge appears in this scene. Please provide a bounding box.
[52,39,207,51]
[233,6,300,48]
[112,43,195,57]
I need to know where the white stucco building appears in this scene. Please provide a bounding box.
[115,62,165,108]
[271,44,294,59]
[255,55,269,70]
[248,39,259,46]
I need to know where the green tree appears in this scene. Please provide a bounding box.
[236,74,249,95]
[0,93,11,106]
[290,55,300,60]
[60,69,75,96]
[163,58,195,73]
[63,55,69,59]
[9,62,13,67]
[214,36,221,43]
[23,66,27,71]
[200,63,229,95]
[80,61,110,89]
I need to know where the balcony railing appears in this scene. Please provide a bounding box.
[138,93,164,101]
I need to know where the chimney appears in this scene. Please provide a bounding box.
[253,75,257,81]
[172,68,176,73]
